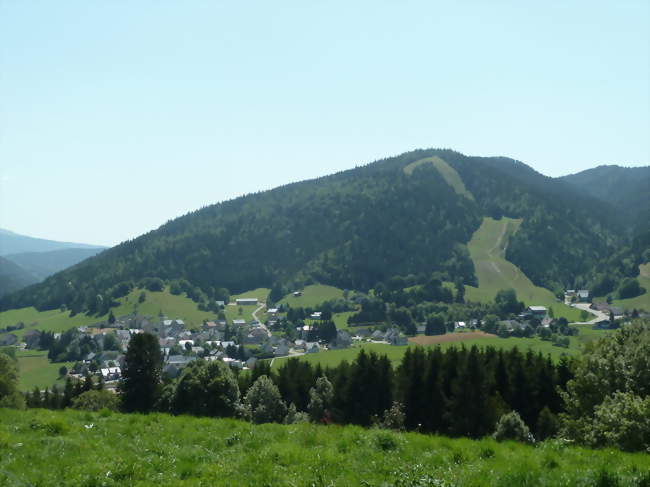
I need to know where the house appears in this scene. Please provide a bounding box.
[246,357,258,369]
[215,301,225,307]
[454,321,466,329]
[305,342,320,353]
[204,321,218,330]
[371,330,384,341]
[166,355,195,368]
[293,339,307,351]
[274,343,290,357]
[385,328,407,346]
[293,291,302,297]
[232,319,247,327]
[100,367,121,381]
[527,306,547,316]
[329,330,352,349]
[236,298,258,306]
[577,290,590,302]
[244,326,270,344]
[310,312,322,320]
[267,308,280,317]
[178,339,195,349]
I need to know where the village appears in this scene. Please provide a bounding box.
[4,283,637,390]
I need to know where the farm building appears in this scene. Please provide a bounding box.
[236,298,258,306]
[528,306,547,316]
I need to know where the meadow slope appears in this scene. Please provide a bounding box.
[0,408,648,487]
[465,217,585,322]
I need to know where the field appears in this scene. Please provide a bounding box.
[272,326,612,370]
[278,284,344,308]
[15,350,73,392]
[0,408,647,487]
[0,288,219,342]
[465,217,585,322]
[403,156,474,200]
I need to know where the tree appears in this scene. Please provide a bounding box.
[495,289,523,315]
[119,332,162,412]
[617,278,643,299]
[72,389,120,411]
[172,360,241,417]
[560,320,650,451]
[138,291,146,303]
[244,375,287,424]
[0,352,24,409]
[493,411,533,443]
[536,406,558,440]
[58,365,68,377]
[307,376,334,423]
[425,314,446,336]
[108,310,116,325]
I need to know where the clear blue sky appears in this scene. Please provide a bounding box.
[1,1,648,246]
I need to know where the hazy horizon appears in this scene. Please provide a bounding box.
[2,1,648,246]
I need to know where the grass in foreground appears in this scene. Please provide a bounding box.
[465,217,585,322]
[0,408,647,487]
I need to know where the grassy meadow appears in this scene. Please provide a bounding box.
[14,350,73,392]
[278,284,345,308]
[403,156,475,200]
[465,217,585,322]
[0,408,647,487]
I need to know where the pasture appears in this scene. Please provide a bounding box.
[0,408,647,486]
[465,217,585,322]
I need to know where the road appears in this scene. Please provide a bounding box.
[251,302,266,323]
[571,303,608,325]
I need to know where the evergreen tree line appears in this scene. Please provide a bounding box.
[113,333,574,441]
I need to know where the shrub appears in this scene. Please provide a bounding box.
[72,390,120,412]
[244,375,287,424]
[493,411,534,443]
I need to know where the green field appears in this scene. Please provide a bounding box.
[465,217,585,322]
[272,326,610,370]
[0,288,219,341]
[15,350,73,392]
[0,408,647,486]
[278,284,345,308]
[404,156,475,200]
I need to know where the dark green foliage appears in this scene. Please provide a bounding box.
[171,360,241,417]
[425,314,446,335]
[71,389,120,411]
[617,278,645,299]
[494,289,524,315]
[119,332,162,412]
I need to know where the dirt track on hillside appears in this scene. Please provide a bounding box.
[408,331,497,346]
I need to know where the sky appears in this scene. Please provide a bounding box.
[1,1,648,247]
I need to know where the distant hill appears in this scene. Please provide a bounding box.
[0,228,104,256]
[560,165,650,229]
[0,149,631,314]
[0,256,38,297]
[4,247,105,281]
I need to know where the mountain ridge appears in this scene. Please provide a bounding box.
[1,149,644,314]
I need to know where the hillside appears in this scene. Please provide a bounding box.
[0,256,38,297]
[0,409,647,486]
[0,228,104,256]
[560,165,650,229]
[0,149,630,314]
[464,217,584,321]
[4,247,105,282]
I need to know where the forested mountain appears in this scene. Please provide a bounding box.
[560,165,650,230]
[0,149,641,314]
[0,229,104,256]
[4,248,105,282]
[0,256,38,297]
